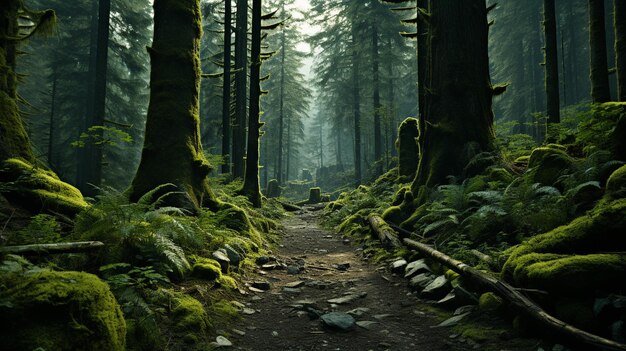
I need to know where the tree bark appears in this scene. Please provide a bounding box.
[0,241,105,255]
[221,0,232,174]
[241,0,263,208]
[544,0,561,135]
[233,0,248,178]
[372,18,382,177]
[0,0,36,163]
[277,0,286,185]
[412,0,495,192]
[351,22,362,187]
[589,0,612,103]
[129,0,217,212]
[368,214,402,249]
[616,0,626,101]
[417,0,428,120]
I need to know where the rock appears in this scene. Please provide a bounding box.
[271,331,278,337]
[192,257,222,281]
[527,147,574,186]
[606,165,626,200]
[285,281,305,288]
[390,259,408,273]
[212,250,230,273]
[453,285,479,306]
[408,273,435,291]
[0,270,126,351]
[436,291,461,310]
[454,305,476,315]
[404,259,431,279]
[251,281,271,291]
[286,265,301,274]
[255,256,275,265]
[346,307,370,317]
[215,336,232,347]
[479,292,504,312]
[420,275,450,300]
[327,294,359,305]
[242,308,256,315]
[374,314,393,320]
[320,312,356,331]
[223,244,241,268]
[435,312,470,328]
[282,287,302,294]
[232,328,246,336]
[334,263,350,271]
[356,321,379,330]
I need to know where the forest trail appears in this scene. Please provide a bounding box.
[224,208,538,351]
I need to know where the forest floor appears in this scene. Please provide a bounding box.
[220,207,544,351]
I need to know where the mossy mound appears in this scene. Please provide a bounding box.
[478,292,504,313]
[153,289,209,347]
[0,158,88,216]
[606,164,626,200]
[526,147,574,186]
[191,257,222,281]
[503,198,626,282]
[0,270,126,351]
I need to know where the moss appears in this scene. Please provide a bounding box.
[0,270,125,351]
[216,275,238,290]
[487,167,514,184]
[478,292,504,312]
[397,117,420,179]
[459,325,503,343]
[171,293,209,335]
[503,198,626,280]
[0,86,35,163]
[514,253,626,295]
[191,257,222,281]
[526,147,574,186]
[514,155,530,165]
[0,158,88,216]
[606,164,626,200]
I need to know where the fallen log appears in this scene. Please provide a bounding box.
[368,214,402,249]
[387,221,424,239]
[403,238,626,351]
[0,241,105,255]
[277,200,303,212]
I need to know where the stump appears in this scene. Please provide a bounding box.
[266,179,281,198]
[308,187,322,204]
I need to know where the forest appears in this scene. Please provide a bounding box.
[1,0,626,350]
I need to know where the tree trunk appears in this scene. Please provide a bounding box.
[277,0,286,185]
[544,0,561,135]
[0,0,36,163]
[221,0,232,174]
[241,0,263,208]
[48,71,58,169]
[129,0,217,212]
[351,22,362,187]
[372,20,382,177]
[589,0,612,103]
[417,0,428,120]
[286,116,291,181]
[412,0,495,192]
[617,0,626,101]
[233,0,248,178]
[386,38,397,159]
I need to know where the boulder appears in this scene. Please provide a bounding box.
[320,312,356,331]
[308,187,322,204]
[526,147,574,186]
[265,179,281,198]
[420,275,450,300]
[408,273,435,292]
[606,165,626,200]
[390,259,407,274]
[192,257,222,281]
[0,270,126,351]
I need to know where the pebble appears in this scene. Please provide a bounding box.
[215,336,232,347]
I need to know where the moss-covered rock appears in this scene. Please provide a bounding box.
[265,179,281,198]
[502,198,626,281]
[0,270,126,351]
[526,147,574,186]
[0,158,88,216]
[191,257,222,281]
[478,292,504,312]
[487,167,514,184]
[606,164,626,200]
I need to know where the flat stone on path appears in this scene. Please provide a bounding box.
[320,312,356,331]
[327,294,359,304]
[404,259,431,279]
[356,320,379,330]
[420,275,450,300]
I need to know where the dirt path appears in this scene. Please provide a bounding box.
[225,209,539,351]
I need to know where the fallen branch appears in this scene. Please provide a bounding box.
[470,249,493,264]
[387,221,425,239]
[277,200,303,212]
[403,238,626,351]
[0,241,105,255]
[368,214,402,249]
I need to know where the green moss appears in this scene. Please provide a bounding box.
[478,292,504,312]
[0,158,88,215]
[191,257,222,281]
[172,293,209,335]
[514,253,626,294]
[0,91,35,162]
[526,147,574,186]
[606,164,626,200]
[0,270,126,351]
[216,275,238,290]
[503,198,626,280]
[487,167,514,184]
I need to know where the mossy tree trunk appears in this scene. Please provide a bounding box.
[412,0,495,192]
[232,0,248,179]
[543,0,561,133]
[129,0,217,212]
[351,21,362,188]
[616,0,626,102]
[0,0,36,163]
[371,17,382,177]
[78,0,111,196]
[589,0,612,103]
[221,0,232,174]
[241,0,262,208]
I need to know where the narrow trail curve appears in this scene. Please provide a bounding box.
[228,209,467,351]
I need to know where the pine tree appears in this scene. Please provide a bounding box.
[589,0,612,102]
[543,0,561,133]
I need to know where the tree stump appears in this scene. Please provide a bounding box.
[308,187,322,204]
[266,179,281,198]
